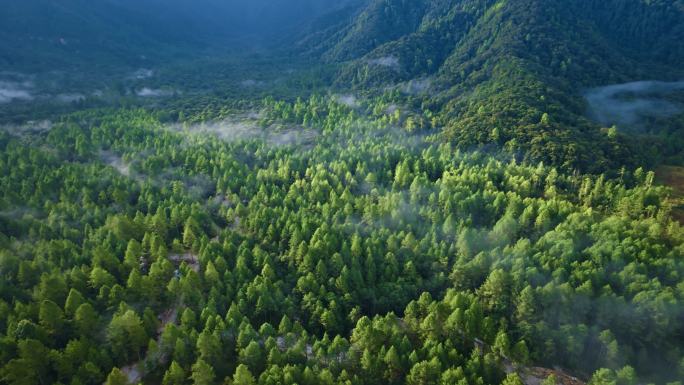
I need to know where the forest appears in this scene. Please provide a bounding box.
[1,96,682,385]
[0,1,683,385]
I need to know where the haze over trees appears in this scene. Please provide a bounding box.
[0,1,683,385]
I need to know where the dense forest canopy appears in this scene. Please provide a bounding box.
[0,1,683,385]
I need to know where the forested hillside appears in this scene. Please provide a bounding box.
[0,1,683,385]
[1,99,683,385]
[313,0,684,172]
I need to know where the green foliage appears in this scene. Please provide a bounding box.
[0,2,680,383]
[324,0,684,172]
[163,361,186,385]
[104,368,129,385]
[108,309,148,364]
[233,364,256,385]
[0,93,682,385]
[191,359,216,385]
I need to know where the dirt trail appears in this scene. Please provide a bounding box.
[120,365,142,384]
[118,307,177,384]
[115,252,198,384]
[505,364,586,385]
[656,165,684,223]
[169,252,200,272]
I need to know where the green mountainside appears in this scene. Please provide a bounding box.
[0,1,683,385]
[311,0,684,172]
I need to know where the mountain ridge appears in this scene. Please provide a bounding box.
[304,0,684,172]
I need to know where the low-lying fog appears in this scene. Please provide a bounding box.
[584,80,684,130]
[368,56,400,70]
[0,81,33,103]
[168,116,318,147]
[0,68,180,108]
[136,88,174,98]
[0,120,53,136]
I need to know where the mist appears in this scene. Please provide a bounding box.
[0,120,53,136]
[136,88,173,98]
[335,94,360,108]
[100,151,131,177]
[167,116,318,148]
[132,69,154,80]
[0,81,33,104]
[56,94,85,103]
[401,79,432,95]
[368,56,400,69]
[584,80,684,130]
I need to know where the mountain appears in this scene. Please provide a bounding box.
[0,0,352,72]
[306,0,684,172]
[1,2,684,385]
[2,0,683,172]
[0,0,193,71]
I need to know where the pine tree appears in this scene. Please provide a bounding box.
[190,359,215,385]
[104,368,129,385]
[162,361,186,385]
[232,364,256,385]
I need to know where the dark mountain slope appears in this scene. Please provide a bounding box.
[0,0,206,71]
[0,0,353,72]
[580,0,684,66]
[291,2,368,58]
[322,0,431,62]
[330,0,498,84]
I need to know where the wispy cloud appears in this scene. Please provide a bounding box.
[137,87,173,97]
[0,81,33,103]
[368,56,400,69]
[585,80,684,130]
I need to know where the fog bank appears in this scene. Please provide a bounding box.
[0,81,33,103]
[168,116,318,148]
[584,80,684,130]
[368,56,400,69]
